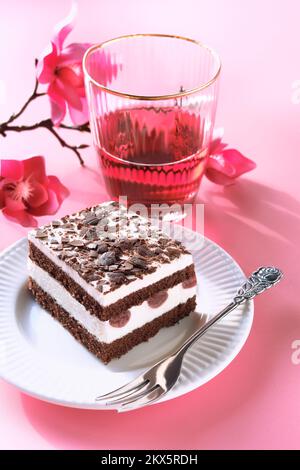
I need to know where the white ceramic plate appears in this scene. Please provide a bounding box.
[0,228,253,410]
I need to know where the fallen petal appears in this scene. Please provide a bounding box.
[27,181,49,208]
[0,159,23,180]
[22,156,47,184]
[29,188,59,216]
[0,189,5,209]
[3,192,26,212]
[209,136,228,156]
[29,175,69,216]
[205,149,256,185]
[47,175,70,203]
[2,207,38,227]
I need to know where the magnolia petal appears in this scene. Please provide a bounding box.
[221,149,257,177]
[2,207,38,227]
[58,42,92,66]
[22,156,47,184]
[205,149,256,185]
[47,82,67,126]
[1,157,69,226]
[36,41,58,84]
[3,192,26,212]
[209,137,228,156]
[0,189,5,209]
[50,99,66,126]
[206,153,237,178]
[27,181,49,208]
[205,168,236,186]
[29,188,59,216]
[57,65,83,88]
[68,97,89,125]
[55,77,83,110]
[52,2,77,53]
[0,159,24,180]
[29,176,69,216]
[47,175,70,203]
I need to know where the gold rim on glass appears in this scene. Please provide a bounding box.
[83,33,221,101]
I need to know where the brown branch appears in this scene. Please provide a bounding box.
[46,124,86,165]
[0,119,87,165]
[60,122,90,133]
[0,63,90,165]
[5,78,45,126]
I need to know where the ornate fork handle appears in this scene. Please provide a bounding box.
[234,266,282,303]
[175,266,283,357]
[95,266,283,411]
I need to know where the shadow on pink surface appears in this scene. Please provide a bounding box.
[20,178,299,450]
[201,178,300,253]
[38,161,110,223]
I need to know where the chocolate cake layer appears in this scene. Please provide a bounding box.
[28,278,196,363]
[28,201,191,296]
[29,241,196,321]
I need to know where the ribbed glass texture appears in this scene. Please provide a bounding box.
[84,35,220,205]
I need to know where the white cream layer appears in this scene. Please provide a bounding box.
[28,260,196,344]
[28,235,193,307]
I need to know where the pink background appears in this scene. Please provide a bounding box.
[0,0,299,450]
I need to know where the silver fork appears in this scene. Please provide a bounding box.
[96,266,283,412]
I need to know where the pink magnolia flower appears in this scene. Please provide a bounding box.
[0,156,69,227]
[36,4,91,126]
[205,132,256,185]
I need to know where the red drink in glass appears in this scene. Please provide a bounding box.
[83,34,220,205]
[96,107,208,204]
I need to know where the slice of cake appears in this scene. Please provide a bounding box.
[28,201,197,363]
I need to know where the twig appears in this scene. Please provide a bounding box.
[47,125,86,165]
[0,119,87,165]
[0,62,90,165]
[5,78,45,126]
[60,122,90,132]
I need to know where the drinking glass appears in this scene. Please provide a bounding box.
[83,34,221,205]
